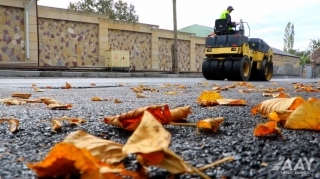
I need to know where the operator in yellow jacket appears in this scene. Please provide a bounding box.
[220,6,238,34]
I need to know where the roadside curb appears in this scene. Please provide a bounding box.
[0,70,203,78]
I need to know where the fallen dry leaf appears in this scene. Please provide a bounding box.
[46,86,52,89]
[251,97,305,118]
[90,83,96,86]
[40,97,72,110]
[91,97,108,101]
[164,91,178,95]
[12,93,31,99]
[137,93,147,98]
[62,82,72,89]
[27,142,129,179]
[284,100,320,130]
[51,116,86,132]
[122,110,171,155]
[131,87,143,93]
[216,99,247,105]
[63,130,127,164]
[0,118,19,133]
[32,84,37,87]
[197,91,223,106]
[239,89,254,93]
[123,111,208,177]
[272,92,290,98]
[254,121,284,140]
[104,104,192,131]
[268,110,293,125]
[114,99,122,103]
[196,117,224,134]
[33,87,44,92]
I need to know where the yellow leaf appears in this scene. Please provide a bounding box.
[63,130,127,164]
[284,101,320,130]
[196,90,223,106]
[114,99,122,103]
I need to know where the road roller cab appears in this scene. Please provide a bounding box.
[202,20,273,81]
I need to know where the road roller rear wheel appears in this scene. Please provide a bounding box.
[202,60,211,80]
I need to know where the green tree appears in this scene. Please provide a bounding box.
[68,0,139,22]
[309,38,320,52]
[283,22,295,52]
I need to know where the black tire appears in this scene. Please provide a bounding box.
[232,56,251,81]
[257,59,273,81]
[224,60,235,81]
[209,60,226,80]
[202,60,211,80]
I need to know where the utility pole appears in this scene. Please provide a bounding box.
[172,0,179,74]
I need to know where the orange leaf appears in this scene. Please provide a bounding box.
[268,110,293,125]
[27,143,125,178]
[166,106,192,123]
[196,117,224,133]
[254,121,284,139]
[272,92,290,98]
[90,83,96,86]
[91,97,102,101]
[308,97,319,102]
[138,151,165,165]
[62,82,72,89]
[46,86,52,89]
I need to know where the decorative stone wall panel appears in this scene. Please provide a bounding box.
[195,44,205,72]
[108,29,151,70]
[158,38,190,71]
[0,6,25,61]
[38,18,98,66]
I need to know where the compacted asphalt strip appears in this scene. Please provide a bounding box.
[0,77,319,179]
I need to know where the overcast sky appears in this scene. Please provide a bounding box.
[38,0,320,51]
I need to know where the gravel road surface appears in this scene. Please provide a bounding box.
[0,77,320,179]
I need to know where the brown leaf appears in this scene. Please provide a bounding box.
[137,93,147,98]
[131,87,143,93]
[48,103,73,110]
[12,93,31,99]
[251,97,305,118]
[165,106,192,123]
[91,97,108,101]
[284,100,320,130]
[51,119,62,131]
[0,118,19,133]
[46,86,52,89]
[4,99,25,105]
[90,83,96,86]
[196,117,224,133]
[114,99,122,103]
[164,91,178,95]
[216,99,247,105]
[122,110,171,154]
[150,88,159,92]
[63,130,127,164]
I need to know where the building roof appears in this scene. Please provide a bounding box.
[178,24,214,37]
[271,47,300,58]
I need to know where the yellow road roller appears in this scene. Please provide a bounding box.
[202,19,273,81]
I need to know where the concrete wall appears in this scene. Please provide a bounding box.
[272,54,300,76]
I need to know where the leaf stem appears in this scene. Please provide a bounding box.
[199,156,234,171]
[169,122,197,126]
